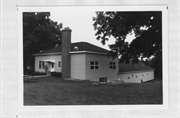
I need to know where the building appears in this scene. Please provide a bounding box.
[33,28,154,83]
[117,62,154,83]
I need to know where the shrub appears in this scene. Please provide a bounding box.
[51,72,62,77]
[31,72,46,76]
[24,69,33,75]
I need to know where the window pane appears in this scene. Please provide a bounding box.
[113,66,116,69]
[90,61,94,65]
[110,62,112,65]
[90,66,94,69]
[110,66,112,69]
[113,62,115,65]
[95,66,98,69]
[95,61,98,65]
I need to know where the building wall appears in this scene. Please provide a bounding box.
[85,53,118,81]
[34,53,154,83]
[117,71,154,83]
[71,53,86,79]
[34,55,62,73]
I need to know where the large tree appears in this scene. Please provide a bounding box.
[23,12,62,72]
[149,51,162,79]
[93,11,162,64]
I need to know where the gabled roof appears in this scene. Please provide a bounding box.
[33,42,109,56]
[118,61,154,73]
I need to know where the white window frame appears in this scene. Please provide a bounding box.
[39,61,41,69]
[39,61,45,69]
[57,61,61,69]
[109,62,116,69]
[90,61,99,70]
[42,61,44,68]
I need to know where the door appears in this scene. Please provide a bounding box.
[50,63,55,72]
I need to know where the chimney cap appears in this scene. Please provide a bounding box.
[62,27,72,32]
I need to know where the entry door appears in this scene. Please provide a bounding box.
[50,63,55,72]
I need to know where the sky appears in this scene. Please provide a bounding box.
[49,7,135,50]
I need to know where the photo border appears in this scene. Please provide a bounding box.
[1,1,178,116]
[18,5,168,112]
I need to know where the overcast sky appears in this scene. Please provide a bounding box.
[49,7,135,50]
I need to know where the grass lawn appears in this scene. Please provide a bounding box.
[24,76,162,105]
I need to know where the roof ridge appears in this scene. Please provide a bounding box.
[33,41,109,55]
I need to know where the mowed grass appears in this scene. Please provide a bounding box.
[24,76,162,105]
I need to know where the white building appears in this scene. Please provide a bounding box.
[33,41,119,81]
[33,28,154,83]
[33,41,154,83]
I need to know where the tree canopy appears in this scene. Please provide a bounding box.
[93,11,162,64]
[23,12,62,72]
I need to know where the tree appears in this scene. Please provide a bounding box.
[23,12,62,73]
[93,11,162,64]
[149,51,162,79]
[143,59,150,66]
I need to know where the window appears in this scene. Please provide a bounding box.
[39,61,41,69]
[128,77,130,79]
[90,61,99,69]
[57,61,61,68]
[99,77,107,84]
[39,61,45,69]
[42,61,44,68]
[110,62,116,69]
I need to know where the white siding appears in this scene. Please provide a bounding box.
[71,53,86,79]
[34,53,154,83]
[34,55,62,72]
[85,53,118,81]
[117,71,154,83]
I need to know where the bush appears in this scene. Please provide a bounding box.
[31,72,46,76]
[24,69,33,75]
[51,72,62,77]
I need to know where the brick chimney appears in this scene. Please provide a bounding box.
[61,27,71,78]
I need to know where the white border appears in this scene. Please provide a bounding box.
[18,5,168,113]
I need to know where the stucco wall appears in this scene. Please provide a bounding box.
[117,71,154,83]
[34,55,62,73]
[71,53,86,79]
[85,53,118,81]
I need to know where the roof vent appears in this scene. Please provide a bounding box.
[74,46,79,51]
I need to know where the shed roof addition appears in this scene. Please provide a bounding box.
[118,62,154,73]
